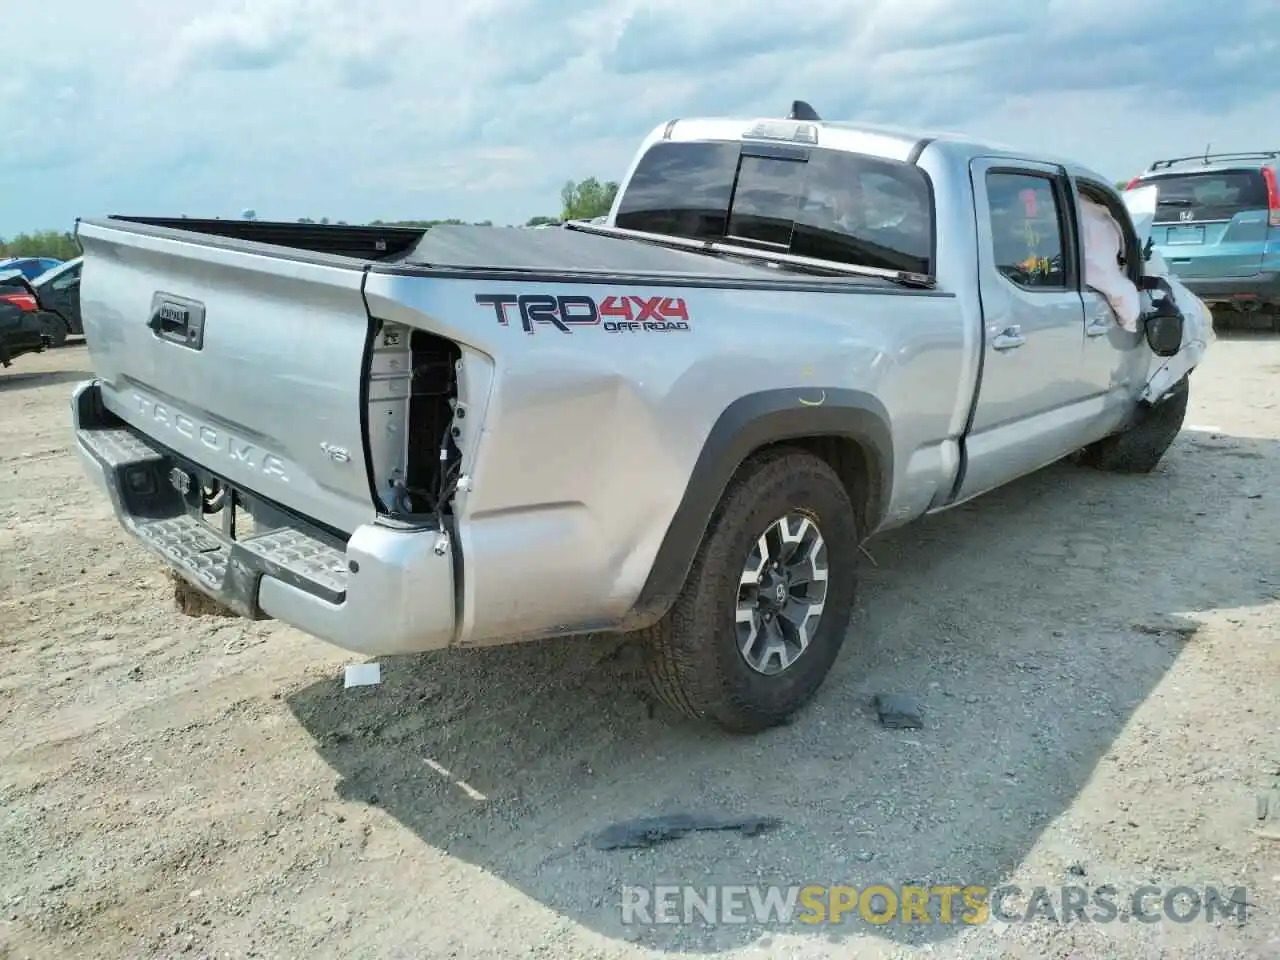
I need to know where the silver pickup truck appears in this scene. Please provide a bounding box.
[70,108,1201,733]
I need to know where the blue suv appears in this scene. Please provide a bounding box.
[1126,151,1280,326]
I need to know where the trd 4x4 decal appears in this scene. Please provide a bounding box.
[474,293,691,333]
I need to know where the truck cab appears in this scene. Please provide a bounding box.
[604,114,1160,508]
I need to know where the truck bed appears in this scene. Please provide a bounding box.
[93,217,901,289]
[399,224,817,280]
[72,207,962,655]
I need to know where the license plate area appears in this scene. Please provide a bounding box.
[148,292,206,349]
[167,460,274,543]
[1164,225,1205,246]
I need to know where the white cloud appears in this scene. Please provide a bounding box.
[174,0,309,72]
[2,0,1277,233]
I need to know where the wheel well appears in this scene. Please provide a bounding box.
[759,435,881,539]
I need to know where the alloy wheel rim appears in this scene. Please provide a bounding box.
[736,513,829,675]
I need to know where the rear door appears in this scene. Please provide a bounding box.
[954,160,1094,501]
[76,221,378,535]
[1146,168,1269,278]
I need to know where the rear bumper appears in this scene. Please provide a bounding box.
[71,379,457,656]
[1174,272,1280,305]
[0,317,49,361]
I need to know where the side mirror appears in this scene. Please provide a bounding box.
[1140,276,1183,357]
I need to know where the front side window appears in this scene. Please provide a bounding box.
[986,172,1068,289]
[614,140,935,275]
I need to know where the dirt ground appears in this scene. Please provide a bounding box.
[1,339,1278,960]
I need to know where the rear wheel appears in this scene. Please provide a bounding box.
[1075,375,1189,474]
[640,448,859,733]
[43,315,69,348]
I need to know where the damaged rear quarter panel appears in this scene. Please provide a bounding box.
[361,272,963,647]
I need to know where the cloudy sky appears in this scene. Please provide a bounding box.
[3,0,1277,234]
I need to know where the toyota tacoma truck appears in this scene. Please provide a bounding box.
[69,105,1207,733]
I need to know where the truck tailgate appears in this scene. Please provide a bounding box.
[77,220,376,535]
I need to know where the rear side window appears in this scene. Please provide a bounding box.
[614,140,934,275]
[1147,170,1269,223]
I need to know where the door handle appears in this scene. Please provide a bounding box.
[1086,316,1112,337]
[991,326,1026,351]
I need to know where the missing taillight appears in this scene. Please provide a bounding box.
[364,321,463,520]
[401,330,462,516]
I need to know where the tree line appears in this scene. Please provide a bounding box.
[1,178,620,260]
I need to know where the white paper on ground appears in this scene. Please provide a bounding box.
[344,662,382,688]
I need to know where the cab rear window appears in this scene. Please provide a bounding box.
[1148,170,1269,223]
[615,140,934,275]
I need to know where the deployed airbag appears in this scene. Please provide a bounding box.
[1080,197,1141,332]
[1084,190,1214,404]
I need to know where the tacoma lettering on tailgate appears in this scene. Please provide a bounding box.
[133,394,290,482]
[474,293,690,334]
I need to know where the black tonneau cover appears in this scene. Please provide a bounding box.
[400,224,829,280]
[91,217,900,288]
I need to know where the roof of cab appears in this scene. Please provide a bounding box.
[657,117,1115,190]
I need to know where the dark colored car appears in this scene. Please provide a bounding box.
[0,256,62,280]
[31,257,83,346]
[0,270,50,366]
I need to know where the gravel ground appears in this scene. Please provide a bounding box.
[1,340,1278,960]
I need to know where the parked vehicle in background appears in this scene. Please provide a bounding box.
[1126,151,1280,328]
[31,256,83,346]
[0,256,63,281]
[69,105,1210,732]
[0,270,50,366]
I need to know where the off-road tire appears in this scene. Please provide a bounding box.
[1075,375,1189,474]
[639,447,859,733]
